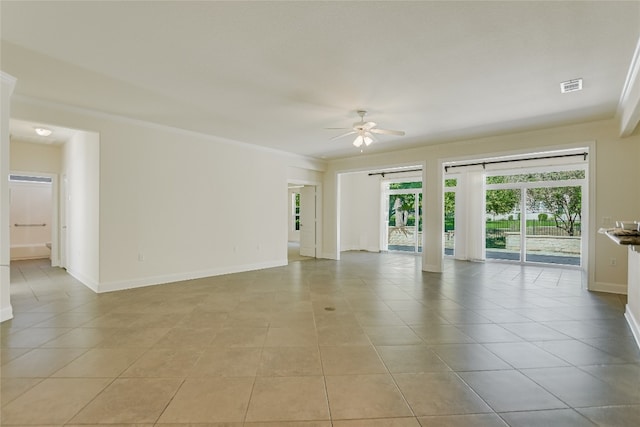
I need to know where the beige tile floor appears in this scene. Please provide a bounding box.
[2,253,640,426]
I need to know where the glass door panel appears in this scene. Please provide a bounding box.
[444,191,455,256]
[485,188,521,261]
[418,192,423,253]
[524,186,581,266]
[387,193,418,252]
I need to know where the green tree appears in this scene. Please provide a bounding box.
[444,191,455,231]
[527,186,581,236]
[485,189,519,217]
[444,192,455,217]
[390,182,422,189]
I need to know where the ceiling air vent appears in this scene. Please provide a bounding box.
[560,78,583,93]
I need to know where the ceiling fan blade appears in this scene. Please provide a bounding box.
[353,120,375,128]
[371,128,405,136]
[325,127,351,130]
[330,130,356,141]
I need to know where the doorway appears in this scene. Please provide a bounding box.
[287,184,317,262]
[299,185,317,258]
[9,174,57,264]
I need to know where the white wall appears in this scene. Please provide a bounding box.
[323,119,640,292]
[11,97,323,293]
[97,122,288,291]
[63,130,100,290]
[339,172,381,252]
[10,140,61,173]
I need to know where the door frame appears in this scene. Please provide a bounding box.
[299,185,317,258]
[9,170,59,267]
[287,180,322,259]
[383,187,423,253]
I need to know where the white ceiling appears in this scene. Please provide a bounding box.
[2,1,639,159]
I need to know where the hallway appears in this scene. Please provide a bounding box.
[2,254,639,426]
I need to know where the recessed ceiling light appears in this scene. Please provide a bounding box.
[560,78,583,93]
[34,127,52,136]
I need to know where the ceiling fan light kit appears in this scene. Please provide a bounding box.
[353,134,373,147]
[328,110,405,149]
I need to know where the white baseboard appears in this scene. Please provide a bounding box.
[97,259,287,293]
[66,268,100,293]
[422,263,443,273]
[0,305,13,322]
[320,252,339,260]
[591,281,628,295]
[340,246,380,253]
[625,305,640,351]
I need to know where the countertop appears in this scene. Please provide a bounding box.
[604,229,640,246]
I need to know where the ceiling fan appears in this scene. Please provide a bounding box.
[327,110,405,147]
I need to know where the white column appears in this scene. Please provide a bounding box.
[1,71,17,322]
[423,159,442,272]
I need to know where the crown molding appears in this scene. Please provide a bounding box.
[11,94,327,168]
[1,72,17,96]
[618,36,640,137]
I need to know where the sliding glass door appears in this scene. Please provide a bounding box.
[485,170,584,266]
[384,181,422,253]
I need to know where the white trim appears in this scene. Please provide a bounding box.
[1,72,17,325]
[618,36,640,113]
[12,95,326,167]
[423,263,442,273]
[1,72,17,95]
[618,36,640,137]
[340,246,381,253]
[9,243,50,249]
[585,141,596,292]
[320,251,339,260]
[66,268,100,293]
[97,259,287,293]
[0,305,13,322]
[625,305,640,350]
[591,281,628,295]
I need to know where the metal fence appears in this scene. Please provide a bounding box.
[485,220,581,249]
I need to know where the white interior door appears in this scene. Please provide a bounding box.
[299,185,316,257]
[60,174,68,269]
